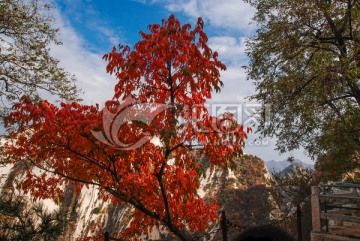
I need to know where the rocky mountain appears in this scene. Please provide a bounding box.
[265,159,314,174]
[201,154,275,241]
[0,154,277,240]
[279,162,311,177]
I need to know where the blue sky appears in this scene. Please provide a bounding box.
[55,0,254,53]
[50,0,313,164]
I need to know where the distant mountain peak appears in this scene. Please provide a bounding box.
[265,159,314,174]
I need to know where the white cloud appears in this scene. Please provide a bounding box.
[208,36,248,65]
[88,23,121,46]
[158,0,256,34]
[49,5,116,106]
[209,66,253,103]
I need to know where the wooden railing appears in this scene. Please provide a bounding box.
[311,184,360,239]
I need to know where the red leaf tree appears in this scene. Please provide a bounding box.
[4,15,248,240]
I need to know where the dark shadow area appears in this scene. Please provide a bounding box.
[233,225,294,241]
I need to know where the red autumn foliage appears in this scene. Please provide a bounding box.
[4,15,248,241]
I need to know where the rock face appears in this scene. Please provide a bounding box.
[200,154,273,240]
[0,154,275,240]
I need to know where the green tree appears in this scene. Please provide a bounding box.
[0,156,72,241]
[0,191,68,241]
[0,0,79,121]
[245,0,360,177]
